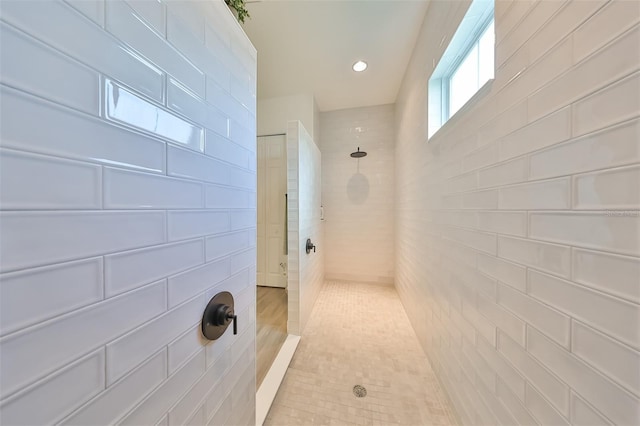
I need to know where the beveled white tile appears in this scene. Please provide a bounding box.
[498,236,570,278]
[0,86,166,174]
[528,270,640,350]
[0,148,102,210]
[475,334,526,400]
[572,321,640,397]
[167,145,229,185]
[185,405,206,426]
[166,0,205,42]
[477,294,526,346]
[462,300,497,347]
[570,392,614,426]
[228,119,254,152]
[167,258,231,308]
[168,326,206,374]
[477,211,527,237]
[119,350,205,426]
[529,118,640,179]
[529,212,640,256]
[225,163,256,190]
[125,0,166,36]
[64,0,104,27]
[499,106,571,161]
[496,377,537,426]
[498,331,570,415]
[527,326,639,426]
[478,157,528,188]
[495,0,534,44]
[205,185,254,209]
[445,171,477,194]
[105,0,204,97]
[104,167,204,209]
[496,0,564,68]
[62,349,167,425]
[0,211,166,273]
[0,349,105,426]
[205,130,251,169]
[157,414,169,426]
[167,210,230,241]
[497,37,573,115]
[477,102,528,145]
[573,2,640,62]
[0,0,163,101]
[527,0,607,62]
[205,231,251,261]
[498,283,570,347]
[462,143,498,172]
[105,239,205,297]
[167,78,207,128]
[529,26,639,123]
[524,383,569,426]
[168,350,231,426]
[0,258,103,337]
[0,281,165,398]
[105,79,204,152]
[477,253,527,292]
[499,178,570,210]
[167,7,229,92]
[206,77,247,128]
[462,189,498,210]
[573,70,640,137]
[572,248,640,304]
[439,210,478,229]
[573,165,640,210]
[168,80,229,138]
[230,210,256,231]
[230,248,255,275]
[106,295,205,384]
[0,21,99,115]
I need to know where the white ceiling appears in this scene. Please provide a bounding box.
[242,0,430,112]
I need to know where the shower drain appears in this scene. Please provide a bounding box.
[353,385,367,398]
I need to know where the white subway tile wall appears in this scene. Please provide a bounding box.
[0,0,257,424]
[395,0,640,425]
[286,121,324,335]
[320,104,395,284]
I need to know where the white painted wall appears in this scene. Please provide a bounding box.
[286,121,324,335]
[257,93,319,142]
[0,1,257,424]
[321,105,395,284]
[395,0,639,425]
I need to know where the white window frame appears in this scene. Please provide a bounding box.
[428,0,495,139]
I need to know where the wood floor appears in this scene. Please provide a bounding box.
[257,286,288,389]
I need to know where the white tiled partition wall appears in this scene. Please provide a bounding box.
[320,105,395,284]
[286,121,324,335]
[0,1,257,424]
[395,0,639,425]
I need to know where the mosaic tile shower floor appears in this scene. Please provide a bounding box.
[264,280,457,425]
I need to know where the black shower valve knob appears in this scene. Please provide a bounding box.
[306,238,316,254]
[201,291,237,340]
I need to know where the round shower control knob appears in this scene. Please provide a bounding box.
[201,291,237,340]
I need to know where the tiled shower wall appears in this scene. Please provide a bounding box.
[0,1,257,424]
[395,0,639,424]
[320,105,395,284]
[286,121,324,335]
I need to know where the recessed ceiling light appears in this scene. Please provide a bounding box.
[352,60,368,72]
